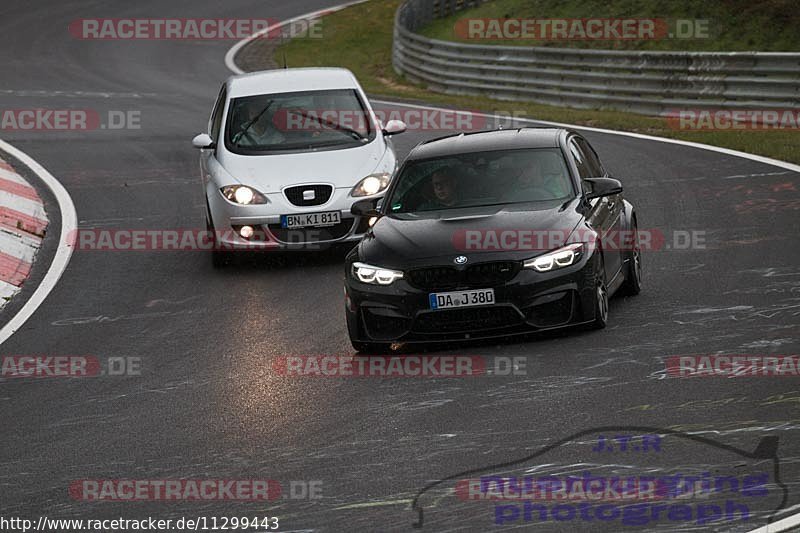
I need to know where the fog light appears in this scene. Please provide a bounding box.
[239,225,254,239]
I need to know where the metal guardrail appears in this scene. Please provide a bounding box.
[392,0,800,115]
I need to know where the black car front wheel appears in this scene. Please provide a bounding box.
[619,217,642,295]
[590,255,609,329]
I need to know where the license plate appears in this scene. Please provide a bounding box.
[429,288,495,310]
[281,211,340,228]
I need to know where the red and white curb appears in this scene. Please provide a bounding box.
[0,140,75,347]
[0,157,48,307]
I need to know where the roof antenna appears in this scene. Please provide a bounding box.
[279,24,288,69]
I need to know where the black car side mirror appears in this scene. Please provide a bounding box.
[351,198,381,217]
[584,177,623,200]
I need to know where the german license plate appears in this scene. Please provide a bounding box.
[429,288,495,310]
[281,211,340,228]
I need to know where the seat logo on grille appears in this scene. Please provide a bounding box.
[454,255,468,265]
[303,189,316,200]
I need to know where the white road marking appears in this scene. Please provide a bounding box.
[745,513,800,533]
[0,89,157,98]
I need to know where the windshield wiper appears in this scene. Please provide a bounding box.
[232,100,274,145]
[287,109,367,141]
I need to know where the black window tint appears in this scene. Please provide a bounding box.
[577,138,605,177]
[569,140,592,179]
[387,148,573,213]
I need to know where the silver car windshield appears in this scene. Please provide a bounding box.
[225,89,374,154]
[387,148,575,213]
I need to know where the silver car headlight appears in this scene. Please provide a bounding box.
[351,173,391,197]
[351,262,403,285]
[220,185,268,205]
[523,243,584,272]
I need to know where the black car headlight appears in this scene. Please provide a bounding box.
[351,262,404,285]
[523,243,584,272]
[220,185,268,205]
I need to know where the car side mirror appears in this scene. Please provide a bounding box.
[351,198,381,217]
[192,133,215,149]
[382,120,407,136]
[584,177,623,200]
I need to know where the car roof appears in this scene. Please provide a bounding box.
[407,128,571,160]
[226,68,361,98]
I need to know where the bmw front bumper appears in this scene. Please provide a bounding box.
[345,252,603,344]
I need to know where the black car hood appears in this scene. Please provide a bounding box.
[358,199,585,269]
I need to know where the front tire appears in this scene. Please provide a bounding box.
[619,217,642,296]
[207,215,234,268]
[212,248,233,269]
[590,254,609,329]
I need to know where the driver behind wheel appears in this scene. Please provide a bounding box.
[232,99,285,147]
[418,166,462,210]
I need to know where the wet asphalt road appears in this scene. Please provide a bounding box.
[0,1,799,531]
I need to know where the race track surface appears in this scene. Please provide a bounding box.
[0,1,799,531]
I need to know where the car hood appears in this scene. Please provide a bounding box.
[217,139,387,193]
[358,200,586,269]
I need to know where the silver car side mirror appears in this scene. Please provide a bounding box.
[382,120,407,136]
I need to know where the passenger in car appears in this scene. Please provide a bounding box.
[502,155,571,201]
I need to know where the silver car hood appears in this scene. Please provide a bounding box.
[217,139,388,193]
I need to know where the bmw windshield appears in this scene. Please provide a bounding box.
[386,148,575,213]
[225,89,375,154]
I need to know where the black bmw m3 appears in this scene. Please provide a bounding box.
[344,128,642,352]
